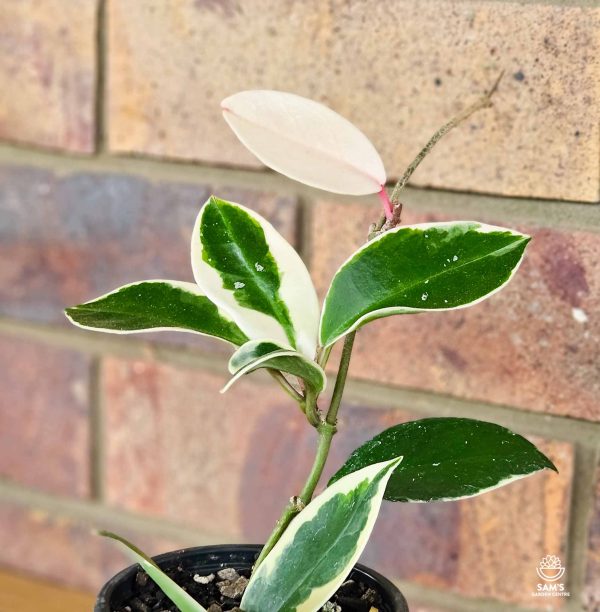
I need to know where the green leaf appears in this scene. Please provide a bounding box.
[223,340,326,394]
[319,222,530,347]
[65,280,248,346]
[329,418,557,502]
[192,196,319,358]
[241,457,402,612]
[99,531,207,612]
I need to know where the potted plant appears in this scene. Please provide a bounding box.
[66,81,557,612]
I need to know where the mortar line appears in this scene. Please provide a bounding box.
[94,0,107,153]
[0,143,598,233]
[565,444,598,609]
[89,356,105,502]
[0,480,236,548]
[342,378,600,448]
[2,316,600,449]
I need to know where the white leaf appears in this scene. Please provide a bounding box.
[222,90,386,195]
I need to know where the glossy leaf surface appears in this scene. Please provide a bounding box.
[65,280,248,345]
[329,418,557,502]
[223,340,326,393]
[192,197,319,358]
[241,457,401,612]
[100,531,207,612]
[320,222,530,347]
[222,90,386,195]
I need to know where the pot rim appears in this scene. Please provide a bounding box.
[95,543,408,612]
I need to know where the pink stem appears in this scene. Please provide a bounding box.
[378,187,394,221]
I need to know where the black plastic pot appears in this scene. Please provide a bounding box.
[95,544,409,611]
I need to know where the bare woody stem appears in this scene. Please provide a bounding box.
[389,71,504,206]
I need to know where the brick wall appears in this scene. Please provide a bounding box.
[0,1,598,610]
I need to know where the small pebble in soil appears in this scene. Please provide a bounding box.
[193,573,215,584]
[217,568,239,581]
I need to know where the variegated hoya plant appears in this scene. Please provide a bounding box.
[66,88,557,612]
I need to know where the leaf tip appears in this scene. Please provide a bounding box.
[544,455,559,474]
[64,306,81,326]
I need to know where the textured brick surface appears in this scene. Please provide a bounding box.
[107,0,600,202]
[0,164,297,352]
[310,199,600,421]
[102,356,572,605]
[0,500,189,592]
[0,0,97,152]
[584,464,600,611]
[0,335,90,497]
[102,357,311,538]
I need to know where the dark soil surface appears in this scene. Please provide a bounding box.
[112,564,384,612]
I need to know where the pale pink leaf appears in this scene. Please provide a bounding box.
[222,90,386,195]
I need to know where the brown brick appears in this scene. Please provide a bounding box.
[0,499,188,593]
[0,0,97,152]
[0,335,91,497]
[102,356,572,606]
[102,357,316,538]
[0,164,297,353]
[584,464,600,610]
[107,1,599,202]
[310,199,600,422]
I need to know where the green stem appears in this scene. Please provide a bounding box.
[316,344,333,369]
[268,369,304,404]
[303,387,321,428]
[326,332,356,426]
[298,422,336,502]
[253,421,336,570]
[254,313,358,573]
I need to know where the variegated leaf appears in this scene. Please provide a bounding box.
[65,280,248,345]
[192,196,319,358]
[329,418,557,502]
[222,339,326,393]
[100,531,207,612]
[320,222,530,347]
[222,90,386,196]
[241,457,402,612]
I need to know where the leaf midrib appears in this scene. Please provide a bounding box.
[223,108,383,190]
[326,231,527,336]
[212,202,297,348]
[279,479,377,607]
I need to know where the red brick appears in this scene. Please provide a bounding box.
[0,0,97,152]
[0,335,91,497]
[0,164,298,353]
[0,499,188,593]
[101,356,572,605]
[584,464,600,610]
[108,1,599,202]
[310,200,600,421]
